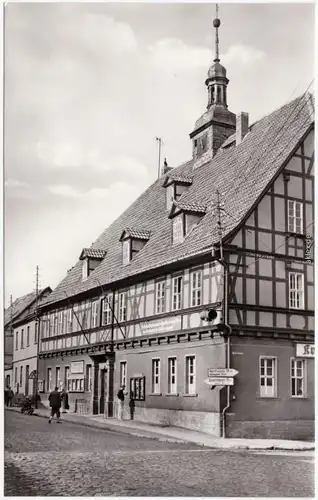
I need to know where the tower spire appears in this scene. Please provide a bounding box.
[213,4,220,62]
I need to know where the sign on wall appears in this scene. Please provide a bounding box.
[207,368,238,378]
[71,361,84,374]
[296,343,314,358]
[140,316,181,336]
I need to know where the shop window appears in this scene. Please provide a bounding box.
[47,367,52,392]
[185,356,196,394]
[70,378,84,392]
[120,361,127,388]
[130,376,145,401]
[152,359,160,394]
[56,367,61,389]
[168,357,177,394]
[290,358,306,398]
[259,357,277,397]
[86,365,92,392]
[65,366,71,392]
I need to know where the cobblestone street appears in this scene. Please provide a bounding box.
[5,411,314,497]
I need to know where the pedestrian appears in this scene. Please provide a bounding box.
[7,387,14,407]
[4,387,9,407]
[60,388,70,413]
[129,397,135,420]
[117,385,125,420]
[48,386,62,424]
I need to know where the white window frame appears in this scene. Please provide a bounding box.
[119,292,127,322]
[290,358,306,398]
[190,270,202,307]
[120,361,127,388]
[82,258,88,280]
[172,276,183,311]
[289,272,304,309]
[65,366,71,392]
[185,355,196,395]
[58,311,64,335]
[152,358,161,394]
[155,281,165,314]
[67,309,73,333]
[102,295,113,325]
[15,331,18,350]
[20,329,24,349]
[86,364,92,392]
[47,367,52,392]
[56,367,61,389]
[259,356,277,398]
[288,200,303,233]
[166,184,175,210]
[172,215,184,244]
[168,357,177,394]
[122,240,131,265]
[91,301,98,328]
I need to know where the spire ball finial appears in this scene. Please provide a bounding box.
[213,18,220,28]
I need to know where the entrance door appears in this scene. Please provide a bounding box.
[99,369,108,414]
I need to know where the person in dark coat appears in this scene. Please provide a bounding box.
[48,386,62,423]
[7,387,14,407]
[61,388,70,413]
[129,397,135,420]
[4,387,9,407]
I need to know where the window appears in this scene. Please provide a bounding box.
[20,329,24,349]
[172,216,184,244]
[65,366,71,392]
[120,361,127,388]
[119,293,127,322]
[82,258,88,280]
[67,309,73,333]
[172,276,183,311]
[291,358,306,397]
[191,271,202,307]
[58,311,64,335]
[14,367,17,384]
[15,331,18,351]
[53,314,58,335]
[166,184,174,210]
[185,356,196,394]
[56,367,61,389]
[130,376,145,401]
[91,301,98,328]
[20,366,23,386]
[259,357,276,397]
[26,326,30,346]
[168,357,177,394]
[86,364,92,392]
[70,378,84,392]
[34,323,38,344]
[289,272,304,309]
[155,281,165,314]
[122,240,131,265]
[152,359,160,394]
[47,368,52,392]
[102,295,113,325]
[288,200,303,233]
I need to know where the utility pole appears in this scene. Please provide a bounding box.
[35,265,40,408]
[156,137,164,179]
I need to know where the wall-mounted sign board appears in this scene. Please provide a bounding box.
[207,368,238,378]
[296,343,314,358]
[204,377,234,386]
[71,361,84,374]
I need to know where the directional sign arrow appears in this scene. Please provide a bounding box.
[207,368,239,378]
[204,377,234,386]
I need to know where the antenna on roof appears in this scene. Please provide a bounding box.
[156,137,164,179]
[35,265,40,409]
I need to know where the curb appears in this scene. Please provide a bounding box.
[6,408,315,451]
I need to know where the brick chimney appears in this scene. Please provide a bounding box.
[236,112,249,145]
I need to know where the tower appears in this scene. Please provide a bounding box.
[190,4,236,168]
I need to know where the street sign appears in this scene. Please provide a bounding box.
[207,368,238,378]
[204,377,234,386]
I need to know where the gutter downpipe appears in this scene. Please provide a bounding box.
[221,257,232,438]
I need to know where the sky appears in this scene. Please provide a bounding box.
[4,2,315,306]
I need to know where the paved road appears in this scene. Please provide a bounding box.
[4,411,314,497]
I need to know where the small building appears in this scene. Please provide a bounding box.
[38,15,314,439]
[11,288,52,395]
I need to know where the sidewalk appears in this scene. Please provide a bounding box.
[6,406,314,451]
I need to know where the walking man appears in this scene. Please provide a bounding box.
[7,387,14,407]
[48,386,62,423]
[117,385,125,420]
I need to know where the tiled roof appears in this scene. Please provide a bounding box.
[170,201,207,217]
[163,174,193,186]
[41,92,314,307]
[79,248,107,260]
[120,228,152,241]
[8,288,52,326]
[4,292,37,327]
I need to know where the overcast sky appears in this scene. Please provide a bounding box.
[4,2,314,306]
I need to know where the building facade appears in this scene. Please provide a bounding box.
[38,15,314,439]
[12,288,52,395]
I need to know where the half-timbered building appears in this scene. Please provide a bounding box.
[37,15,314,439]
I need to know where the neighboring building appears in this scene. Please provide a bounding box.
[38,15,314,439]
[11,288,52,395]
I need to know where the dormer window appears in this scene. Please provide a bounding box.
[120,228,151,265]
[163,174,193,211]
[79,248,106,281]
[169,201,206,244]
[172,216,184,244]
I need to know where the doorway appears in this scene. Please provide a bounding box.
[99,368,108,414]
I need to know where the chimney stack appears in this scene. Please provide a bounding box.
[236,112,249,145]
